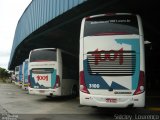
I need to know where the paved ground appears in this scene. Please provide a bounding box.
[0,83,160,120]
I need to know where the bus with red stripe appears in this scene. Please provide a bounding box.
[28,48,78,97]
[79,13,145,107]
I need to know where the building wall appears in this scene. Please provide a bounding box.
[9,0,86,68]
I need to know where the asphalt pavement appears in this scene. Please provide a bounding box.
[0,83,160,120]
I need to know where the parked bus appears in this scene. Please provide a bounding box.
[28,48,78,97]
[10,71,16,83]
[79,13,145,107]
[14,66,19,85]
[22,59,29,90]
[18,64,23,87]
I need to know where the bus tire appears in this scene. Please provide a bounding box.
[71,85,78,98]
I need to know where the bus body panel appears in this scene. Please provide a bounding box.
[22,59,29,90]
[83,35,140,92]
[28,61,60,96]
[16,64,23,87]
[29,62,57,89]
[14,66,19,84]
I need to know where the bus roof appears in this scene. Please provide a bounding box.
[86,13,134,19]
[31,48,57,52]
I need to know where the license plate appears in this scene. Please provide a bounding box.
[39,90,45,93]
[106,98,117,103]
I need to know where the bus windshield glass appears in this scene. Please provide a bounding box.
[30,49,57,62]
[84,15,139,37]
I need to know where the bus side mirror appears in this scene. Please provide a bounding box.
[144,40,152,51]
[144,40,151,45]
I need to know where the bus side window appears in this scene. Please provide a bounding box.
[62,52,78,79]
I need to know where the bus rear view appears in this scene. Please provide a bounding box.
[79,13,145,107]
[15,66,19,85]
[22,59,29,90]
[28,48,60,96]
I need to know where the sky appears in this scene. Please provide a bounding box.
[0,0,32,70]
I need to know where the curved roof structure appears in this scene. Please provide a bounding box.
[9,0,87,69]
[8,0,160,70]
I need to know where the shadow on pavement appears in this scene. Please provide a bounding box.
[35,96,77,102]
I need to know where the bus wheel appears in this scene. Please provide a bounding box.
[46,96,52,98]
[71,85,78,98]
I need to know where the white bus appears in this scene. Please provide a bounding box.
[22,59,29,90]
[79,13,145,107]
[18,64,23,87]
[28,48,78,97]
[14,66,19,85]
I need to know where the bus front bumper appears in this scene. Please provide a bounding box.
[80,92,145,108]
[22,84,29,90]
[28,87,61,96]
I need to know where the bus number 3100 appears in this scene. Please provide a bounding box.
[89,84,100,89]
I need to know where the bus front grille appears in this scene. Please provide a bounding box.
[87,50,136,76]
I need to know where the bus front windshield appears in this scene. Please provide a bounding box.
[30,49,57,62]
[84,15,139,37]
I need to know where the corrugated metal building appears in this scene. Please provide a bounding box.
[9,0,120,70]
[9,0,87,69]
[9,0,157,70]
